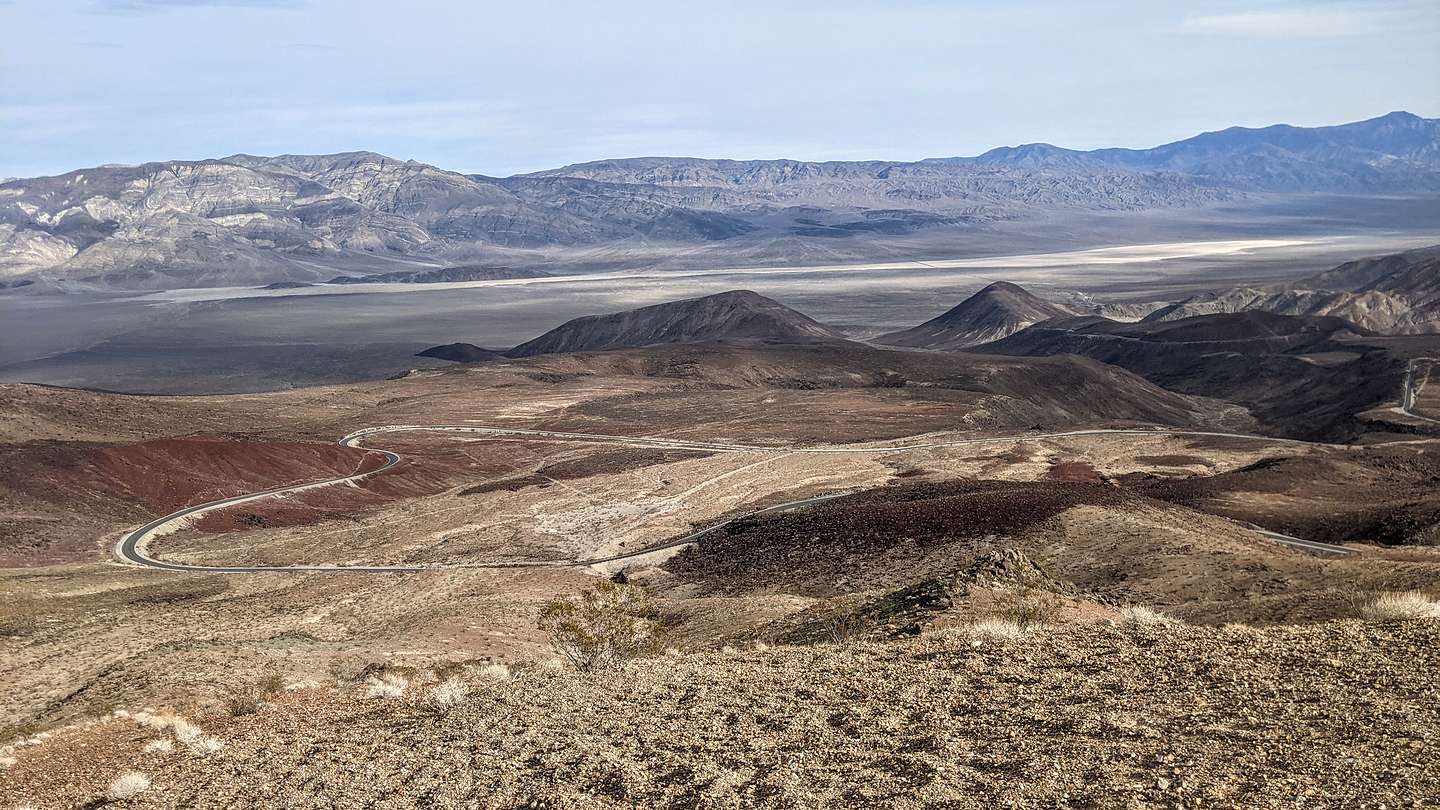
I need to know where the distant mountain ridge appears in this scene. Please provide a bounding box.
[925,111,1440,191]
[2,112,1436,289]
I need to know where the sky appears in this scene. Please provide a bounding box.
[2,0,1438,179]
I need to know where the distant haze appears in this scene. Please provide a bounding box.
[3,0,1439,178]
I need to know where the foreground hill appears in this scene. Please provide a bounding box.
[1144,245,1440,334]
[503,290,846,357]
[873,281,1073,350]
[3,113,1436,288]
[2,623,1434,807]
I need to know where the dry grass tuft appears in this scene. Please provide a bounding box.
[970,618,1028,640]
[222,673,283,717]
[106,771,150,801]
[426,676,470,714]
[365,673,409,699]
[1362,591,1440,621]
[142,738,174,754]
[1120,606,1182,627]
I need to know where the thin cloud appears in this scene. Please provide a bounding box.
[91,0,303,14]
[1182,6,1400,37]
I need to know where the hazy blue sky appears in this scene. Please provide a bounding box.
[3,0,1438,178]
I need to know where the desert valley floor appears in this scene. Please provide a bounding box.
[3,319,1440,805]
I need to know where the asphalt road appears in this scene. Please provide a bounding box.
[1398,357,1439,423]
[113,424,1358,573]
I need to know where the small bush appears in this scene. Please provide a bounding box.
[1120,606,1181,627]
[970,618,1028,641]
[820,613,868,647]
[476,663,511,681]
[365,672,409,699]
[538,580,663,672]
[1362,591,1440,621]
[222,673,284,716]
[328,654,377,684]
[142,738,174,754]
[990,584,1064,628]
[106,771,150,801]
[426,676,470,714]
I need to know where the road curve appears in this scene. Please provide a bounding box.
[115,425,1353,573]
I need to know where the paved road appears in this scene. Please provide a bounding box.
[114,424,1358,573]
[1397,357,1440,424]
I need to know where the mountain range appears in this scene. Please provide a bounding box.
[1,112,1436,290]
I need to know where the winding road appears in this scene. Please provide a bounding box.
[114,424,1354,573]
[1398,357,1439,424]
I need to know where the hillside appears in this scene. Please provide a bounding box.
[1143,245,1440,334]
[873,281,1073,350]
[973,311,1401,439]
[2,113,1436,289]
[503,290,846,357]
[2,624,1435,808]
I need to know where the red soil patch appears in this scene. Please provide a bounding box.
[0,436,376,516]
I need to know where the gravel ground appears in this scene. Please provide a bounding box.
[3,621,1437,808]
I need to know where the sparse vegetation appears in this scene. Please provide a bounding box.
[1120,606,1182,627]
[221,673,284,716]
[365,672,409,699]
[538,580,663,672]
[106,771,150,801]
[969,618,1028,640]
[1362,591,1440,621]
[819,613,868,646]
[989,583,1063,628]
[426,676,470,714]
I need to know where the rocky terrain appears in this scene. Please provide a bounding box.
[2,112,1435,289]
[1145,244,1440,334]
[1,623,1436,808]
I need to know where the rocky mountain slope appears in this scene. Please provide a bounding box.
[1144,244,1440,333]
[873,281,1073,350]
[3,113,1436,289]
[503,290,846,357]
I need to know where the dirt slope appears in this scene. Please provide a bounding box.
[2,623,1435,808]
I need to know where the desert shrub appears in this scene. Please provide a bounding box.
[537,580,662,672]
[1120,606,1181,627]
[221,673,284,716]
[1362,591,1440,621]
[142,738,174,754]
[365,672,409,698]
[426,676,470,714]
[476,662,511,681]
[969,618,1028,641]
[106,771,150,801]
[989,584,1063,628]
[820,613,868,646]
[328,654,379,684]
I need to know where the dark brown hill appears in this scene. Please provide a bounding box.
[974,312,1400,440]
[874,281,1073,350]
[505,290,846,358]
